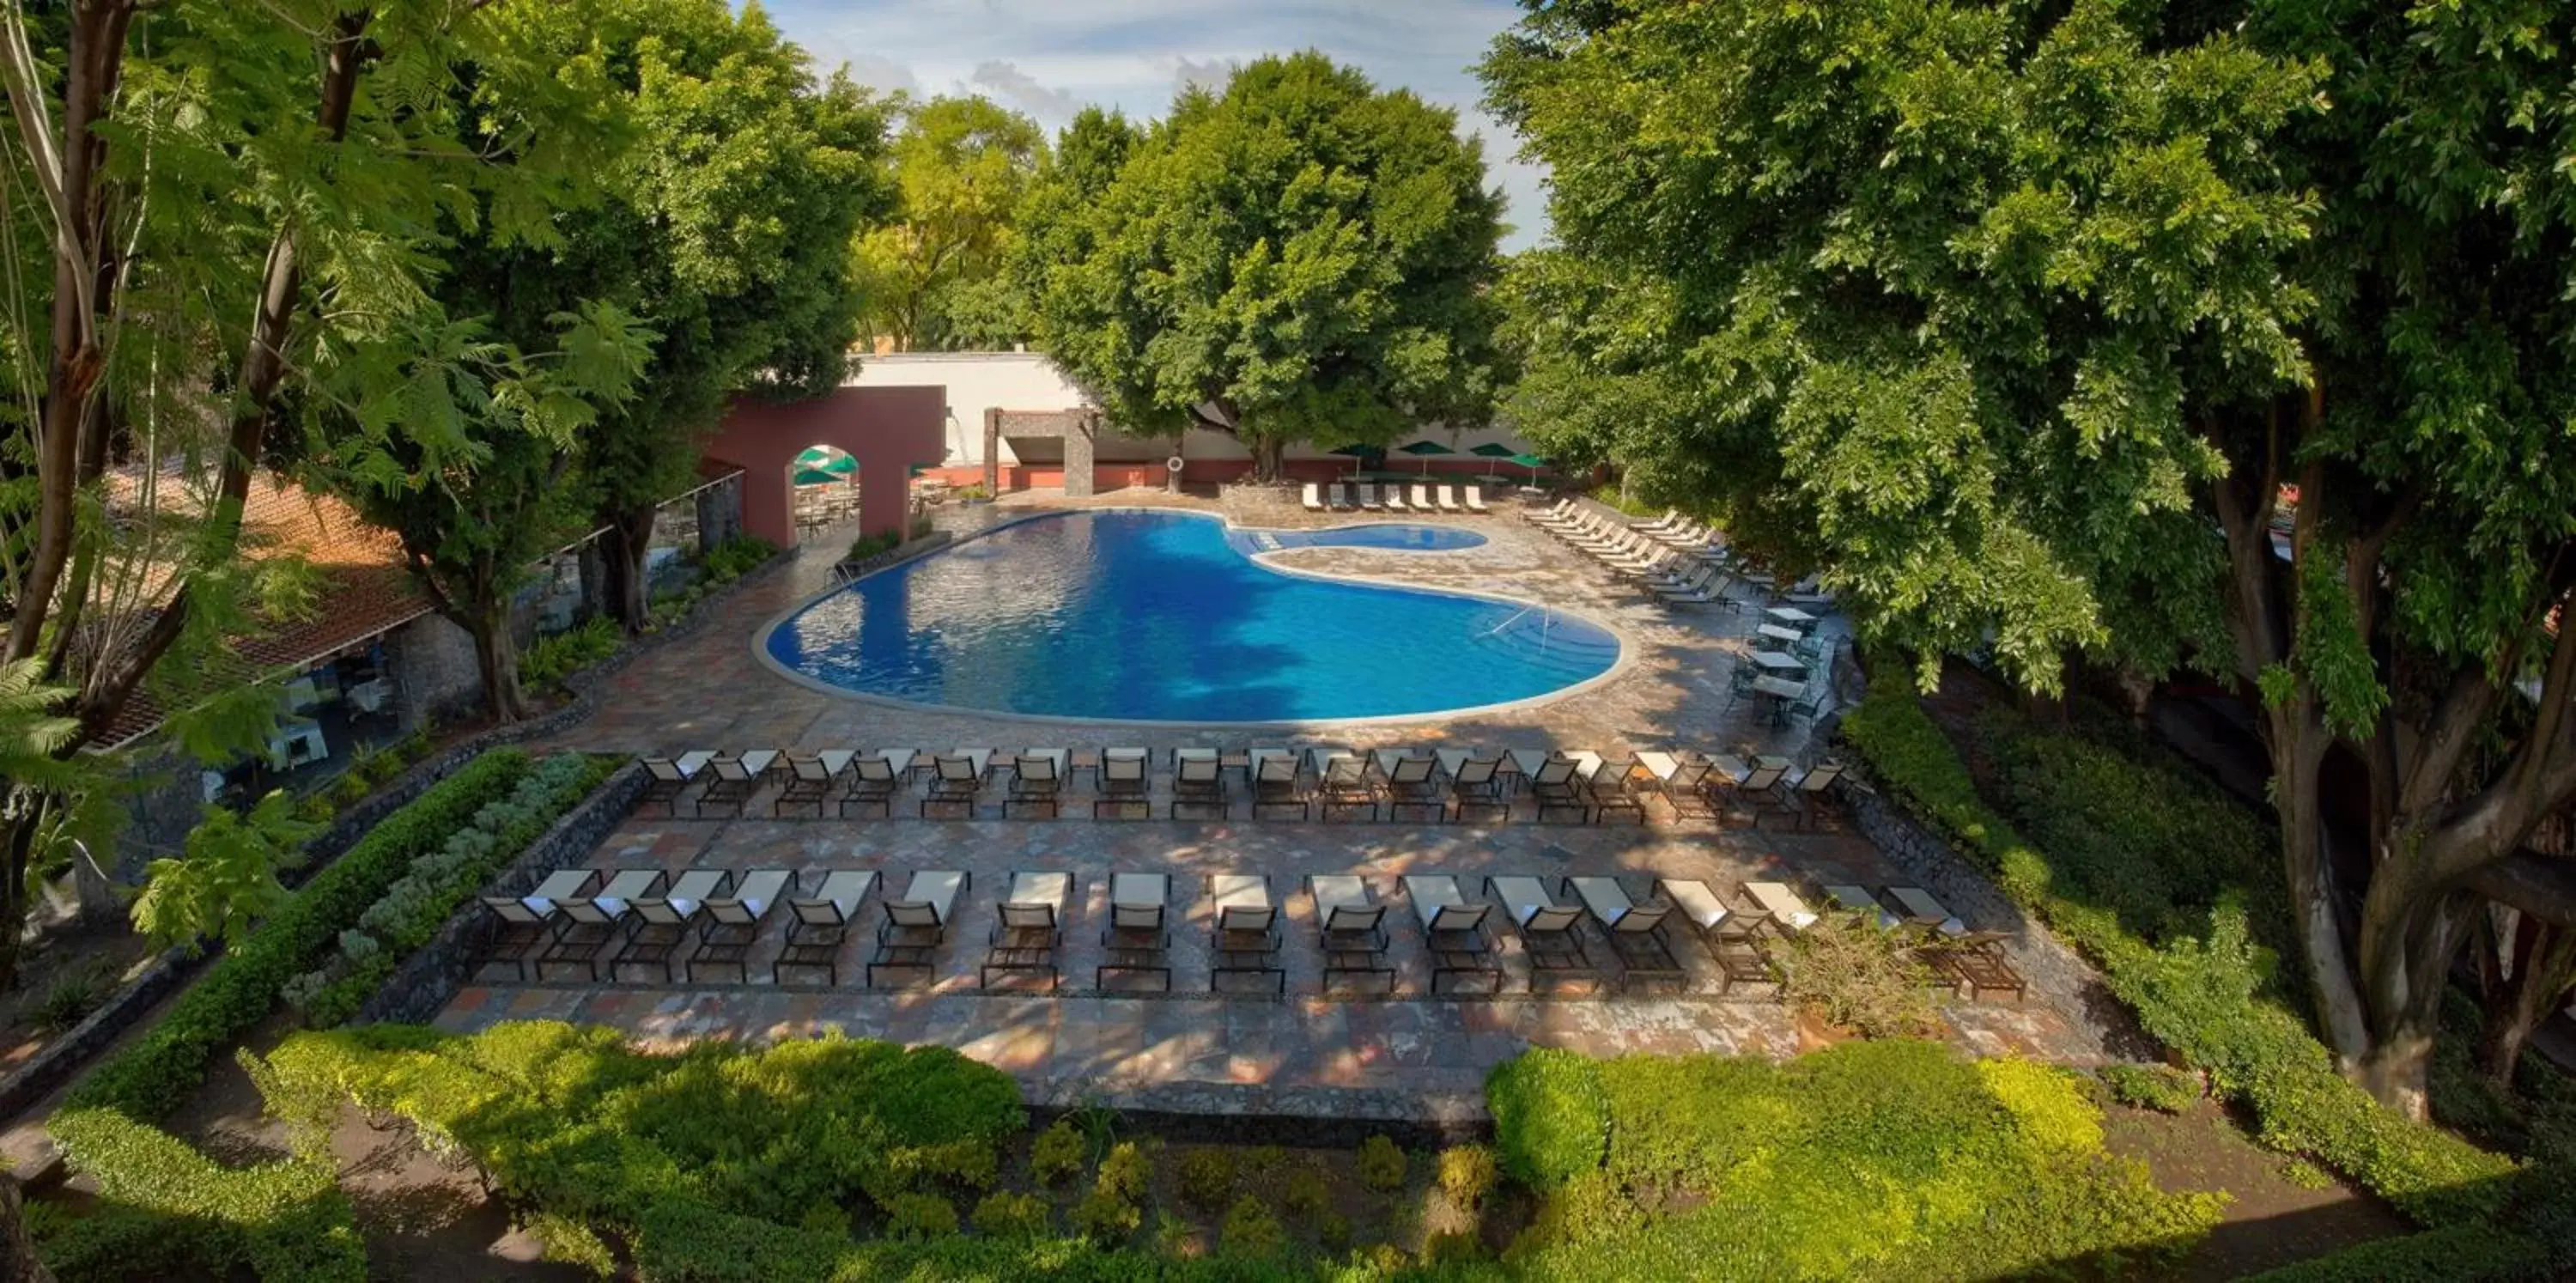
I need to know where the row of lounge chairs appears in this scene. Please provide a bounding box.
[640,747,1845,829]
[1526,500,1750,606]
[477,867,2023,1000]
[1300,482,1493,514]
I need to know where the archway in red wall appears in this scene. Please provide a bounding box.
[701,387,946,548]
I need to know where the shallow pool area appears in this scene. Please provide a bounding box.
[760,511,1619,722]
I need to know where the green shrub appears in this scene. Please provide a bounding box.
[1219,1195,1286,1259]
[2237,1223,2553,1282]
[882,1192,956,1240]
[69,751,533,1120]
[519,617,623,692]
[1282,1160,1332,1222]
[46,1107,366,1281]
[2099,1063,2202,1114]
[26,1201,201,1281]
[1176,1147,1238,1211]
[1423,1229,1487,1265]
[843,531,899,563]
[1031,1119,1086,1185]
[1096,1140,1149,1204]
[1356,1134,1408,1193]
[31,962,112,1034]
[530,1210,617,1278]
[1070,1189,1141,1246]
[1437,1146,1500,1211]
[698,535,777,584]
[1773,912,1942,1039]
[969,1191,1049,1240]
[1488,1048,1609,1190]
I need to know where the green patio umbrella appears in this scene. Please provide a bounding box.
[796,446,856,474]
[1395,439,1455,474]
[1508,452,1552,484]
[1467,441,1519,484]
[793,466,837,486]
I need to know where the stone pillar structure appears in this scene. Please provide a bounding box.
[1064,410,1098,498]
[983,408,1002,496]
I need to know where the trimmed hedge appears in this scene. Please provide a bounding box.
[1486,1048,1609,1191]
[46,1107,365,1282]
[2236,1224,2554,1282]
[66,750,535,1121]
[1838,675,2519,1229]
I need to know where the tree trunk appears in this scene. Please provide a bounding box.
[1251,436,1285,483]
[467,605,528,725]
[599,506,655,632]
[0,1173,57,1283]
[0,814,32,991]
[2480,918,2573,1085]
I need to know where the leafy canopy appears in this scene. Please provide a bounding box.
[855,94,1044,351]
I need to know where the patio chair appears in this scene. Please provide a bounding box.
[1738,880,1820,934]
[981,870,1072,991]
[1316,751,1382,823]
[533,869,641,982]
[1712,756,1791,827]
[1637,751,1719,821]
[841,751,903,819]
[920,750,990,818]
[774,751,852,818]
[1250,749,1309,820]
[1656,878,1776,993]
[778,869,878,985]
[1098,873,1174,992]
[1585,757,1647,825]
[641,752,711,817]
[611,869,728,983]
[1005,749,1067,819]
[1310,875,1393,993]
[477,896,560,982]
[693,751,768,818]
[1208,874,1285,996]
[1383,484,1410,512]
[1489,875,1598,993]
[1529,756,1592,824]
[1768,759,1845,830]
[1934,929,2026,1001]
[1382,754,1443,823]
[1303,483,1326,512]
[1522,496,1575,526]
[1405,874,1501,994]
[1464,486,1492,514]
[869,869,969,988]
[688,869,791,983]
[1172,748,1229,820]
[1437,485,1465,514]
[1443,752,1508,824]
[1094,747,1152,819]
[1328,483,1354,511]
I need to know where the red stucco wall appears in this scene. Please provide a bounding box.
[700,387,947,545]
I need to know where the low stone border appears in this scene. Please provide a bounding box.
[1027,1080,1490,1151]
[0,946,194,1125]
[828,531,952,582]
[357,762,648,1025]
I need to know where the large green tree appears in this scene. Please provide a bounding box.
[1016,52,1508,479]
[1485,0,2576,1112]
[854,94,1042,352]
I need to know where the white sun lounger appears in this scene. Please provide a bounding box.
[1303,483,1325,512]
[1383,485,1409,512]
[1358,483,1384,511]
[1411,483,1435,511]
[1464,486,1492,514]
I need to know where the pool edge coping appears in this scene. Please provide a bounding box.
[747,506,1643,731]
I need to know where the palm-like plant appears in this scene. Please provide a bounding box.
[0,659,81,823]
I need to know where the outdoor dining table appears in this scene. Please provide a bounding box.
[1765,605,1818,627]
[1756,623,1805,646]
[1748,650,1806,674]
[1741,881,1820,933]
[1750,675,1807,726]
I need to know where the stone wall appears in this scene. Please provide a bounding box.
[0,945,193,1122]
[386,611,483,728]
[356,763,647,1025]
[1026,1080,1490,1151]
[694,473,744,552]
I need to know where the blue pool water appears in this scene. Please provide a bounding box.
[762,511,1619,722]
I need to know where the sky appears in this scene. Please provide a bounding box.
[753,0,1552,251]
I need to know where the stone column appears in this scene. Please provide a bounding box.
[983,409,1002,496]
[1065,411,1097,498]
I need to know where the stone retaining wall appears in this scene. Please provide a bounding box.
[356,763,648,1025]
[1026,1080,1490,1151]
[829,531,952,582]
[0,946,192,1123]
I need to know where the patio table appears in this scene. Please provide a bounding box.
[1749,650,1806,674]
[1765,606,1818,626]
[1756,623,1805,646]
[1750,676,1807,726]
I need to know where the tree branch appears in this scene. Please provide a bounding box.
[2465,851,2576,929]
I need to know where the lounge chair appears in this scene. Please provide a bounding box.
[775,751,853,818]
[1315,750,1380,823]
[981,870,1072,991]
[1250,749,1308,821]
[1529,755,1592,824]
[1382,753,1443,824]
[641,751,712,817]
[1636,751,1718,821]
[1713,756,1791,826]
[841,751,904,819]
[1886,886,1968,939]
[1571,876,1683,992]
[1302,483,1326,512]
[696,750,776,818]
[1522,497,1573,526]
[1437,485,1465,514]
[1437,750,1508,824]
[533,869,641,982]
[1309,874,1392,993]
[477,895,559,982]
[1489,875,1597,992]
[1358,483,1386,511]
[1411,483,1436,512]
[1656,879,1775,993]
[1738,880,1820,933]
[1463,486,1492,514]
[611,868,728,983]
[1208,874,1284,995]
[1383,485,1409,512]
[1098,873,1173,992]
[1405,874,1499,994]
[1328,483,1354,511]
[869,869,968,988]
[778,869,877,985]
[921,750,990,818]
[689,869,791,983]
[1005,749,1067,819]
[1585,756,1647,825]
[1935,929,2026,1001]
[1769,759,1845,830]
[1821,884,1903,930]
[1172,747,1228,820]
[1094,747,1152,819]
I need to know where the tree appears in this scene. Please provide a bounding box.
[854,94,1042,352]
[1017,52,1509,481]
[129,789,313,954]
[1484,0,2576,1113]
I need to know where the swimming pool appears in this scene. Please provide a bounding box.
[760,511,1621,723]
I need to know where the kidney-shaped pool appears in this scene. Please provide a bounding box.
[759,510,1622,723]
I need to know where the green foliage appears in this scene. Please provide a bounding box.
[1281,1160,1331,1223]
[1495,1042,2225,1281]
[1841,674,2518,1227]
[130,789,316,955]
[2236,1224,2555,1283]
[69,751,533,1121]
[854,95,1046,350]
[46,1107,365,1282]
[1031,1119,1087,1186]
[530,1209,617,1279]
[1095,1141,1150,1205]
[1069,1188,1141,1248]
[1437,1146,1498,1212]
[1771,912,1942,1040]
[698,536,777,584]
[2099,1063,2202,1115]
[1356,1135,1407,1194]
[1486,1048,1609,1191]
[842,531,901,565]
[1016,54,1507,477]
[970,1191,1050,1240]
[519,617,623,692]
[1218,1195,1285,1260]
[30,963,114,1035]
[1175,1147,1237,1212]
[883,1191,957,1241]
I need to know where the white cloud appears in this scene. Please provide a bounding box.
[969,60,1083,118]
[1170,56,1237,95]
